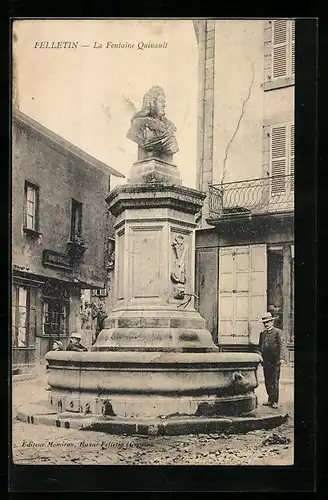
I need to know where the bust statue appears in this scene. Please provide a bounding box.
[127,86,179,162]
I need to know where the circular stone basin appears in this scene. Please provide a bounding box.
[45,351,262,419]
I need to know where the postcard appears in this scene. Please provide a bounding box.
[11,18,295,469]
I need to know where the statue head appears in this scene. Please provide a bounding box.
[139,86,166,119]
[127,85,179,162]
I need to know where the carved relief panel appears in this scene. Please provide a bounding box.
[131,227,162,300]
[170,231,191,300]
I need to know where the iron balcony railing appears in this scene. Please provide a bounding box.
[208,174,294,219]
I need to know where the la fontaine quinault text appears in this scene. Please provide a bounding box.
[34,41,168,50]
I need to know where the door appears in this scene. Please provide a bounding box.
[219,244,267,346]
[195,247,219,344]
[249,245,267,344]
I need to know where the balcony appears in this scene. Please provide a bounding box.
[208,174,294,221]
[66,237,87,261]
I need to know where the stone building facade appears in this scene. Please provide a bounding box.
[193,19,295,360]
[12,109,124,372]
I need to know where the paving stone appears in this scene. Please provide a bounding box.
[12,374,294,465]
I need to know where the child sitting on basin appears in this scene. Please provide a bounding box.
[66,332,88,352]
[45,340,64,390]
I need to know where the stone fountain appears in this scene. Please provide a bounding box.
[41,87,287,435]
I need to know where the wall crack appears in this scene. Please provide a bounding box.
[221,61,255,185]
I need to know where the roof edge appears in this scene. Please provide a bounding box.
[193,20,200,43]
[12,108,125,179]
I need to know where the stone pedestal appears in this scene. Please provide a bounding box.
[46,158,264,427]
[92,174,216,354]
[128,157,181,185]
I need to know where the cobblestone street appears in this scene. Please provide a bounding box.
[12,369,294,466]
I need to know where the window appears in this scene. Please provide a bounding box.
[272,20,295,79]
[12,285,37,348]
[24,182,39,231]
[264,19,295,87]
[71,199,83,241]
[91,288,108,298]
[42,299,69,337]
[270,123,294,195]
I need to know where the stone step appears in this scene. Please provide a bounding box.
[15,403,289,436]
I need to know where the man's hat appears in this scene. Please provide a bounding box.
[262,312,274,323]
[70,332,82,339]
[53,340,63,348]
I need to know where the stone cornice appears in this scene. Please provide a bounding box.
[106,183,207,217]
[206,210,294,229]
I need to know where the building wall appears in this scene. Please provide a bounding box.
[12,118,109,287]
[196,20,215,211]
[212,20,264,185]
[194,19,295,356]
[12,115,116,371]
[195,222,294,352]
[196,219,294,250]
[264,86,294,124]
[197,19,295,195]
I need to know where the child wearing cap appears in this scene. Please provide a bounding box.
[52,340,64,351]
[45,340,65,390]
[66,332,88,352]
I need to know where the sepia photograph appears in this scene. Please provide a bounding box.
[11,18,295,467]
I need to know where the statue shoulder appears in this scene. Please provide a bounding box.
[131,115,157,129]
[164,117,177,132]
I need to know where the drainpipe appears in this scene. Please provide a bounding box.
[196,21,206,193]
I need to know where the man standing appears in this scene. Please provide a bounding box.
[257,312,288,409]
[66,332,88,352]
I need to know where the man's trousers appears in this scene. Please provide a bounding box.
[263,361,281,404]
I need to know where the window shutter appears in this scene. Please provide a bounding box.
[290,124,294,191]
[42,301,49,335]
[12,286,17,346]
[249,245,267,345]
[264,21,273,82]
[271,125,287,194]
[18,287,27,347]
[219,247,235,343]
[291,21,295,75]
[27,289,37,348]
[272,20,288,79]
